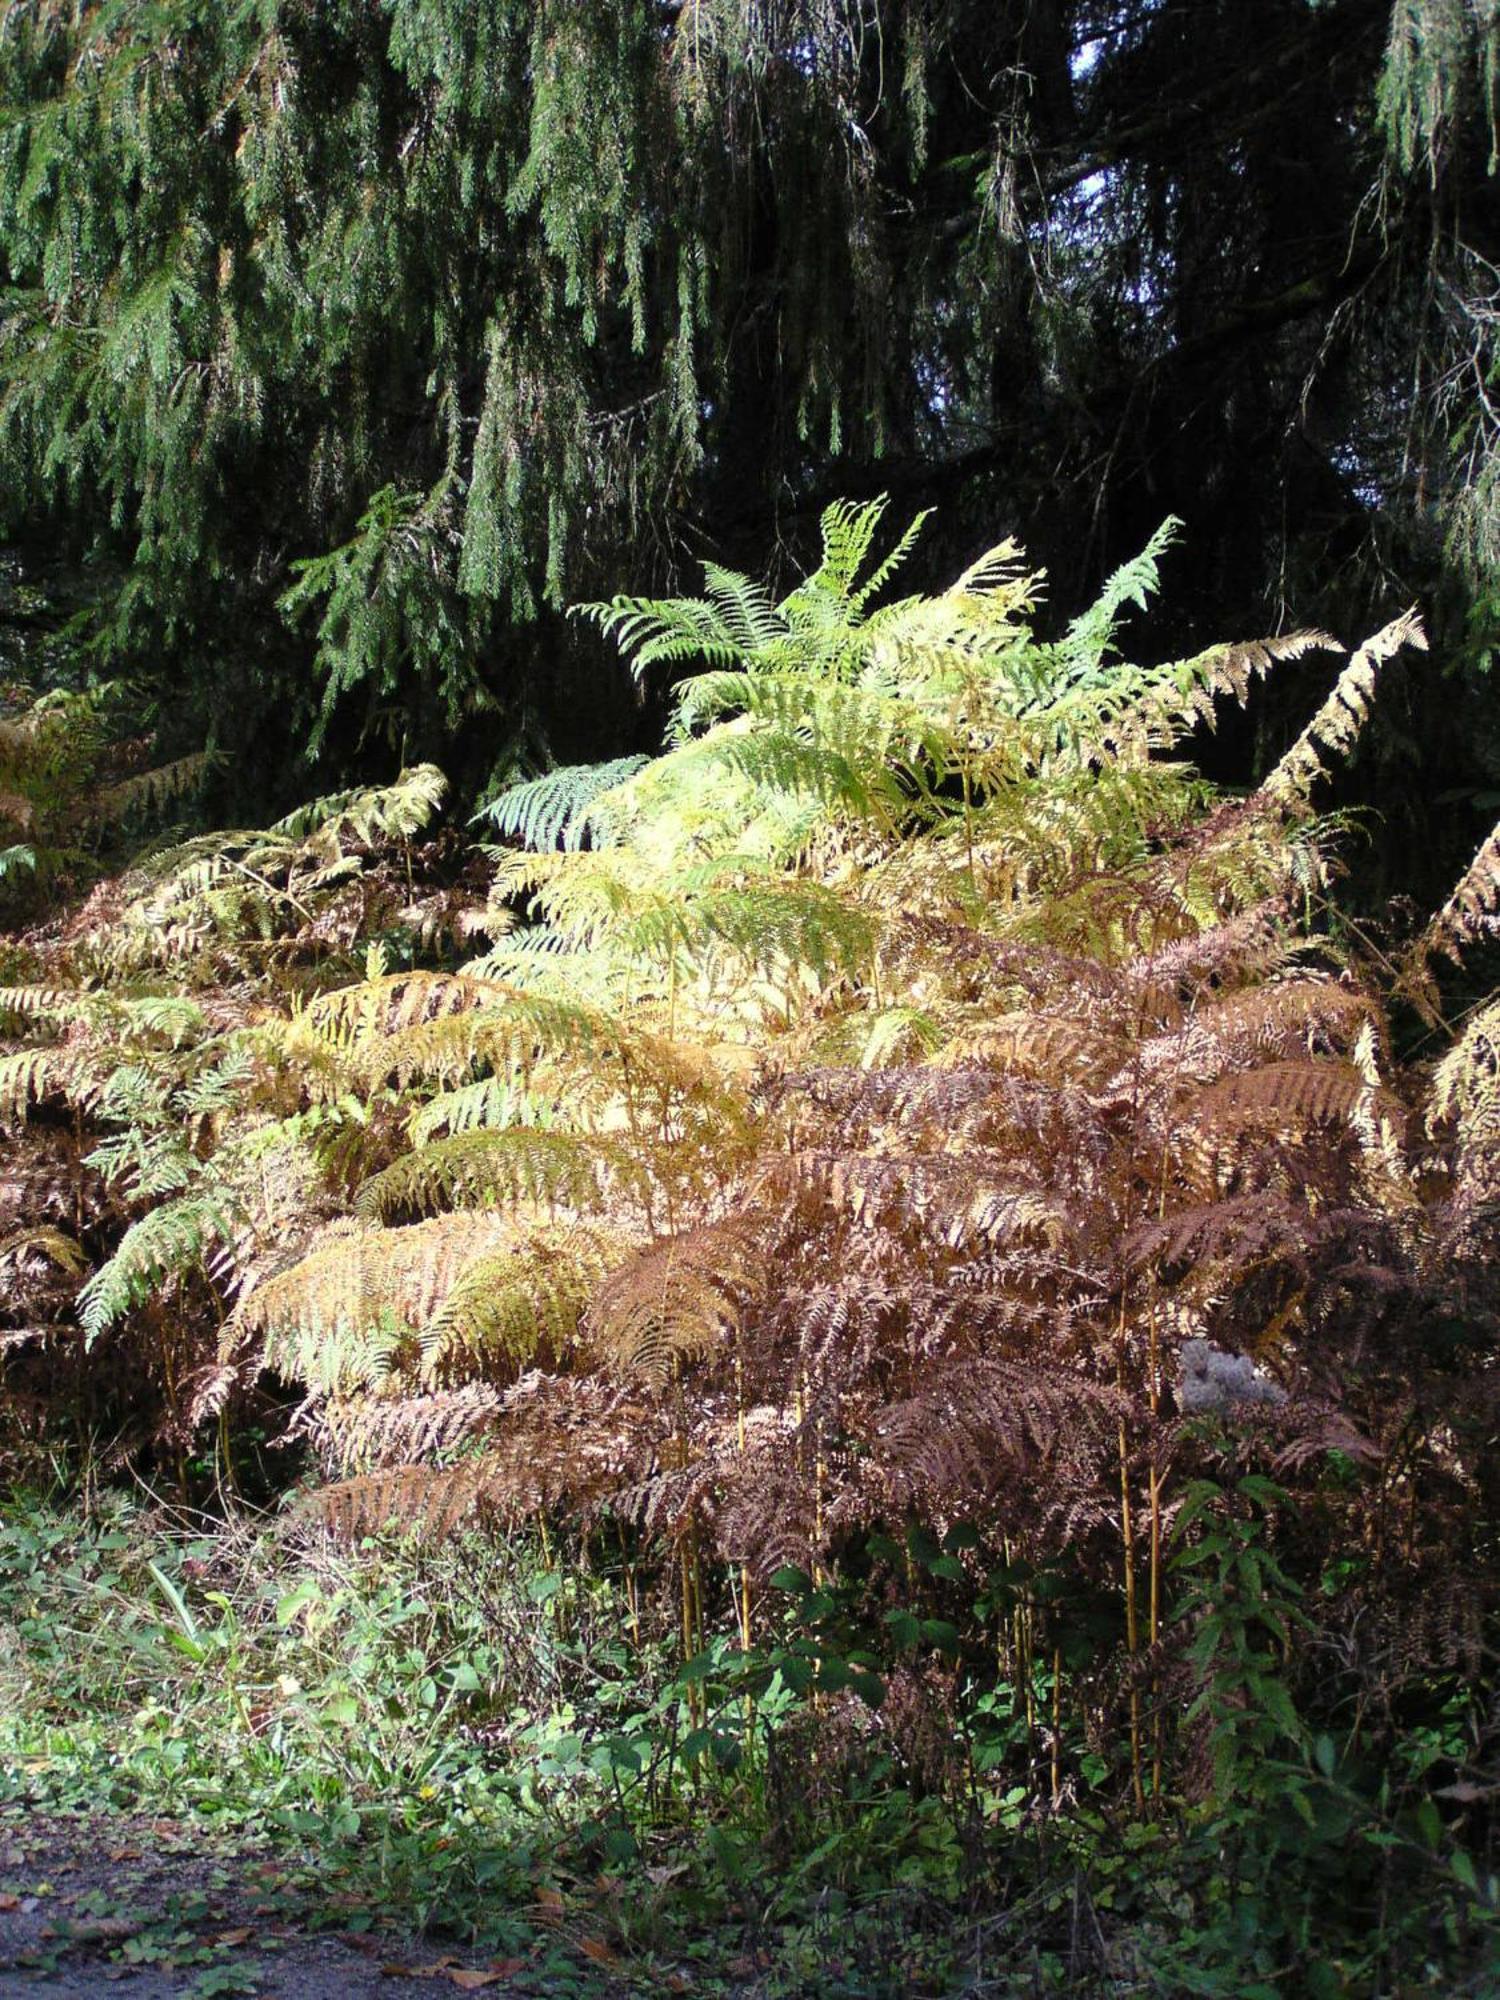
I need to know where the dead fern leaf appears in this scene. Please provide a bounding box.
[586,1218,769,1386]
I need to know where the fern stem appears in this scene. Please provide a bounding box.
[735,1344,753,1654]
[1118,1411,1145,1814]
[1050,1645,1062,1807]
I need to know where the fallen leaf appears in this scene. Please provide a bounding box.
[215,1926,254,1945]
[106,1848,142,1863]
[578,1937,621,1970]
[532,1885,565,1914]
[60,1917,139,1943]
[449,1972,507,1991]
[0,1893,18,1912]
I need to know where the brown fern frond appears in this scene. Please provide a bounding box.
[767,1151,1074,1251]
[1118,978,1379,1094]
[864,1359,1127,1530]
[1423,818,1500,965]
[586,1217,770,1386]
[316,1383,504,1473]
[1122,901,1294,1000]
[936,1010,1128,1081]
[309,1375,660,1538]
[309,1461,491,1541]
[1189,1060,1404,1141]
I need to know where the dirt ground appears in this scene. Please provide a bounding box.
[0,1807,601,1999]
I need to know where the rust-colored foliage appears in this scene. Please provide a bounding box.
[2,510,1495,1806]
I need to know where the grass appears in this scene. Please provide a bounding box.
[1,1489,1496,1997]
[0,1491,1057,1995]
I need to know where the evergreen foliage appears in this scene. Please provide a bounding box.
[0,3,1494,829]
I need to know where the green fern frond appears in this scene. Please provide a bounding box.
[1047,517,1182,683]
[78,1192,240,1343]
[481,755,649,851]
[577,591,746,678]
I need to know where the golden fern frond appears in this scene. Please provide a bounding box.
[803,1004,944,1070]
[936,1010,1128,1081]
[585,1218,769,1386]
[302,969,511,1039]
[272,763,449,848]
[1258,610,1426,807]
[0,987,97,1028]
[0,1225,89,1277]
[1121,628,1343,758]
[1430,999,1500,1137]
[1027,628,1338,773]
[0,1046,80,1121]
[423,1223,628,1380]
[408,1074,546,1142]
[227,1214,512,1357]
[353,1128,649,1221]
[93,751,216,825]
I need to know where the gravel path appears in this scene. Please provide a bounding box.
[0,1808,592,1999]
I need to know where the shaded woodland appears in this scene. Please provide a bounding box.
[1,6,1499,1996]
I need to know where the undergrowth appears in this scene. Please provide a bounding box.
[3,1487,1492,1997]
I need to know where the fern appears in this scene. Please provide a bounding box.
[1259,611,1427,807]
[586,1220,767,1387]
[5,504,1497,1842]
[353,1128,649,1222]
[78,1193,240,1344]
[481,755,649,851]
[1425,815,1500,963]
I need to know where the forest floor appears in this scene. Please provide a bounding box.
[0,1806,631,2000]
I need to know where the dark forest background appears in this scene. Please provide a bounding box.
[1,1,1497,893]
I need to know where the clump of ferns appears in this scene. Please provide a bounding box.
[285,517,1490,1813]
[10,502,1500,1812]
[66,764,450,986]
[0,766,465,1435]
[0,680,216,921]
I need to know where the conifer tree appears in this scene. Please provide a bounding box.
[0,3,1493,813]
